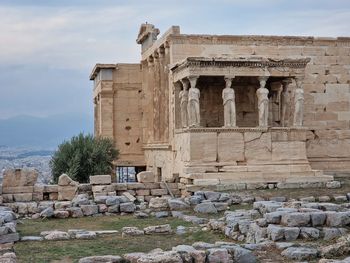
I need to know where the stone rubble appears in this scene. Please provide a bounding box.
[78,241,257,263]
[0,181,349,263]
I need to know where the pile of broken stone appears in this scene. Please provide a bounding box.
[0,206,19,263]
[78,241,258,263]
[1,187,350,262]
[189,191,350,262]
[133,191,350,262]
[35,192,138,219]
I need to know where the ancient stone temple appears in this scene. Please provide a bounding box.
[90,24,350,193]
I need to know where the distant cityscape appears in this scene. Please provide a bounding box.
[0,146,54,184]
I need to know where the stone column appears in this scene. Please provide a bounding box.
[187,75,200,127]
[293,78,304,127]
[256,77,269,127]
[179,79,189,128]
[223,76,236,127]
[281,78,292,127]
[153,52,160,141]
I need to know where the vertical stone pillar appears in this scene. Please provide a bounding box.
[153,52,160,141]
[99,81,114,139]
[179,79,189,128]
[187,75,200,127]
[158,48,166,141]
[293,78,305,127]
[223,76,236,127]
[256,77,269,127]
[281,78,292,127]
[147,56,155,142]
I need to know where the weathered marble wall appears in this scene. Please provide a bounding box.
[169,35,350,172]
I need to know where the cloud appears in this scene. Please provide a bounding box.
[0,0,349,119]
[0,2,189,70]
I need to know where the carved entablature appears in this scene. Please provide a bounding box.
[175,126,308,134]
[170,57,311,82]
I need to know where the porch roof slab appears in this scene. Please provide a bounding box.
[170,57,310,82]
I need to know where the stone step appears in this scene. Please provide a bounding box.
[220,164,313,173]
[187,171,319,181]
[183,161,310,174]
[191,173,334,185]
[185,174,335,192]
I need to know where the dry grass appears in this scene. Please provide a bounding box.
[15,215,229,263]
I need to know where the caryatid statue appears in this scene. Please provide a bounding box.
[222,77,236,127]
[187,76,200,127]
[281,78,292,127]
[256,77,269,127]
[179,79,189,128]
[293,78,304,127]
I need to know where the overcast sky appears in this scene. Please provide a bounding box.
[0,0,349,119]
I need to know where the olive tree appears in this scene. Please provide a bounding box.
[50,133,118,183]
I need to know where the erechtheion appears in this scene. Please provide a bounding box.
[90,24,350,194]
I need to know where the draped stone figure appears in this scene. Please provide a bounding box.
[187,76,200,127]
[281,79,292,127]
[257,77,269,127]
[222,77,236,127]
[293,79,304,127]
[179,79,189,128]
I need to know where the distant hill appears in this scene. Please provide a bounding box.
[0,114,93,148]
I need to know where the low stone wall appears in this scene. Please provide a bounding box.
[0,169,180,204]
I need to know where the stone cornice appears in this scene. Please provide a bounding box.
[171,57,311,73]
[169,34,350,46]
[90,64,116,80]
[175,127,308,133]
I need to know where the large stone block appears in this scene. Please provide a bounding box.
[92,185,114,193]
[271,141,307,161]
[0,233,19,244]
[58,174,79,186]
[89,175,111,185]
[3,194,14,203]
[136,171,155,183]
[2,186,34,194]
[126,183,145,190]
[189,132,217,162]
[58,186,77,201]
[113,183,127,191]
[151,189,168,196]
[3,169,38,187]
[80,205,98,216]
[218,132,244,162]
[136,189,150,196]
[244,132,272,162]
[13,193,32,202]
[281,213,310,227]
[43,185,58,193]
[34,184,44,193]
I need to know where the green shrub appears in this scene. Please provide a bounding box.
[50,133,118,183]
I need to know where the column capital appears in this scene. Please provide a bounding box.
[295,77,304,89]
[180,78,190,90]
[282,78,293,86]
[258,76,269,88]
[188,75,199,88]
[224,76,233,89]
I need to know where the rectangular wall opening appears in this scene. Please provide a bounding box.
[116,166,146,183]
